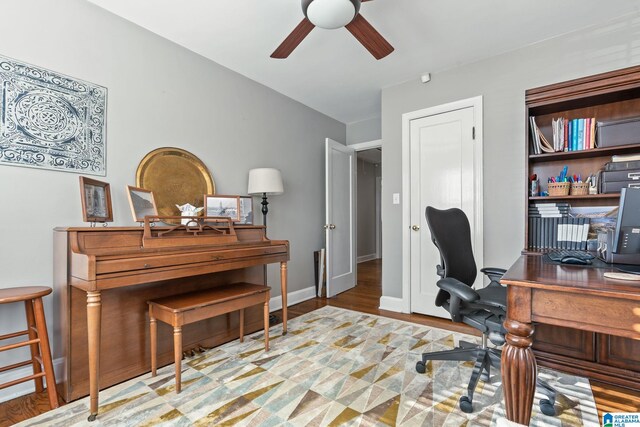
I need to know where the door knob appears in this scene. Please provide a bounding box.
[412,225,420,231]
[329,224,336,230]
[324,224,329,230]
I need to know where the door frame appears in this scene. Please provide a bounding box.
[401,96,484,313]
[349,139,382,263]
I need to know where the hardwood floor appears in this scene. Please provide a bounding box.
[1,258,637,426]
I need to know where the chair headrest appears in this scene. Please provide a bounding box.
[425,206,477,287]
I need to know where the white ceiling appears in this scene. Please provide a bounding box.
[88,0,640,124]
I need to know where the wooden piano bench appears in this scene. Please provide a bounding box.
[147,283,270,393]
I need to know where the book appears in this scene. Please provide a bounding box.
[612,153,640,162]
[538,129,554,153]
[563,118,569,151]
[552,118,565,152]
[558,218,567,249]
[530,117,541,155]
[584,118,591,150]
[568,119,573,151]
[529,207,570,212]
[590,117,596,148]
[577,119,585,150]
[532,202,571,207]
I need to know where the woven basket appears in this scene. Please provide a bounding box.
[548,182,570,196]
[570,182,589,196]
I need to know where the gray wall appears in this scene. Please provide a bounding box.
[0,0,345,374]
[357,159,378,257]
[381,13,640,299]
[347,116,381,145]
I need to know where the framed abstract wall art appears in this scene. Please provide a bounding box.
[0,54,107,175]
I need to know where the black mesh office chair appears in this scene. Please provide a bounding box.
[415,206,556,415]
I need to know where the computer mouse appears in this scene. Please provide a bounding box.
[560,256,591,265]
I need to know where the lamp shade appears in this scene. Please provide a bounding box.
[247,168,284,195]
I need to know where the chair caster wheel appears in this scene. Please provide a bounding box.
[539,399,556,416]
[88,413,97,422]
[459,396,473,413]
[416,361,426,374]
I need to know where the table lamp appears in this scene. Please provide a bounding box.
[247,168,284,228]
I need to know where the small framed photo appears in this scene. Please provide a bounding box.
[238,196,253,224]
[126,185,159,222]
[204,195,240,221]
[79,177,113,223]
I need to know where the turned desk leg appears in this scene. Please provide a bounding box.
[280,262,288,335]
[501,319,536,425]
[86,291,102,421]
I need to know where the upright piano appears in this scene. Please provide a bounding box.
[53,220,289,419]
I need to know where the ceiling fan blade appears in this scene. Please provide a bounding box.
[271,18,315,59]
[345,14,394,60]
[361,0,374,2]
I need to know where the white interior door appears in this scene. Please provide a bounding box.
[409,106,480,317]
[325,138,356,297]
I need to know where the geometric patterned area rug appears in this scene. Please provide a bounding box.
[19,306,599,426]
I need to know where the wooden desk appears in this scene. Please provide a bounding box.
[54,225,289,421]
[500,255,640,424]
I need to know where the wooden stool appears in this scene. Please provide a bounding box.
[0,286,59,409]
[148,283,270,393]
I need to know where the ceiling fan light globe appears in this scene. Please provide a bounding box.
[304,0,360,29]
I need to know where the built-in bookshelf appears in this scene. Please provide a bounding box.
[523,65,640,390]
[525,66,640,249]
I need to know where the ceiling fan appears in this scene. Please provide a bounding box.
[271,0,394,60]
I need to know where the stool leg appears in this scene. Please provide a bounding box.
[174,326,182,394]
[33,297,59,409]
[239,309,244,343]
[24,299,44,393]
[150,310,157,377]
[264,294,270,352]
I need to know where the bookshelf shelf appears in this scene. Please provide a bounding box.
[524,66,640,384]
[528,193,620,201]
[528,142,640,162]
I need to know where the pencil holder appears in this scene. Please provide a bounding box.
[547,182,570,196]
[570,182,589,196]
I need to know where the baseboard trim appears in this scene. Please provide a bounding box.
[379,296,405,313]
[357,254,377,263]
[270,286,316,312]
[0,357,64,404]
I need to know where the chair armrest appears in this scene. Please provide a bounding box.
[480,267,507,277]
[436,278,480,303]
[481,267,507,287]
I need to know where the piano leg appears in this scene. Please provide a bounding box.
[281,262,288,335]
[86,291,101,421]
